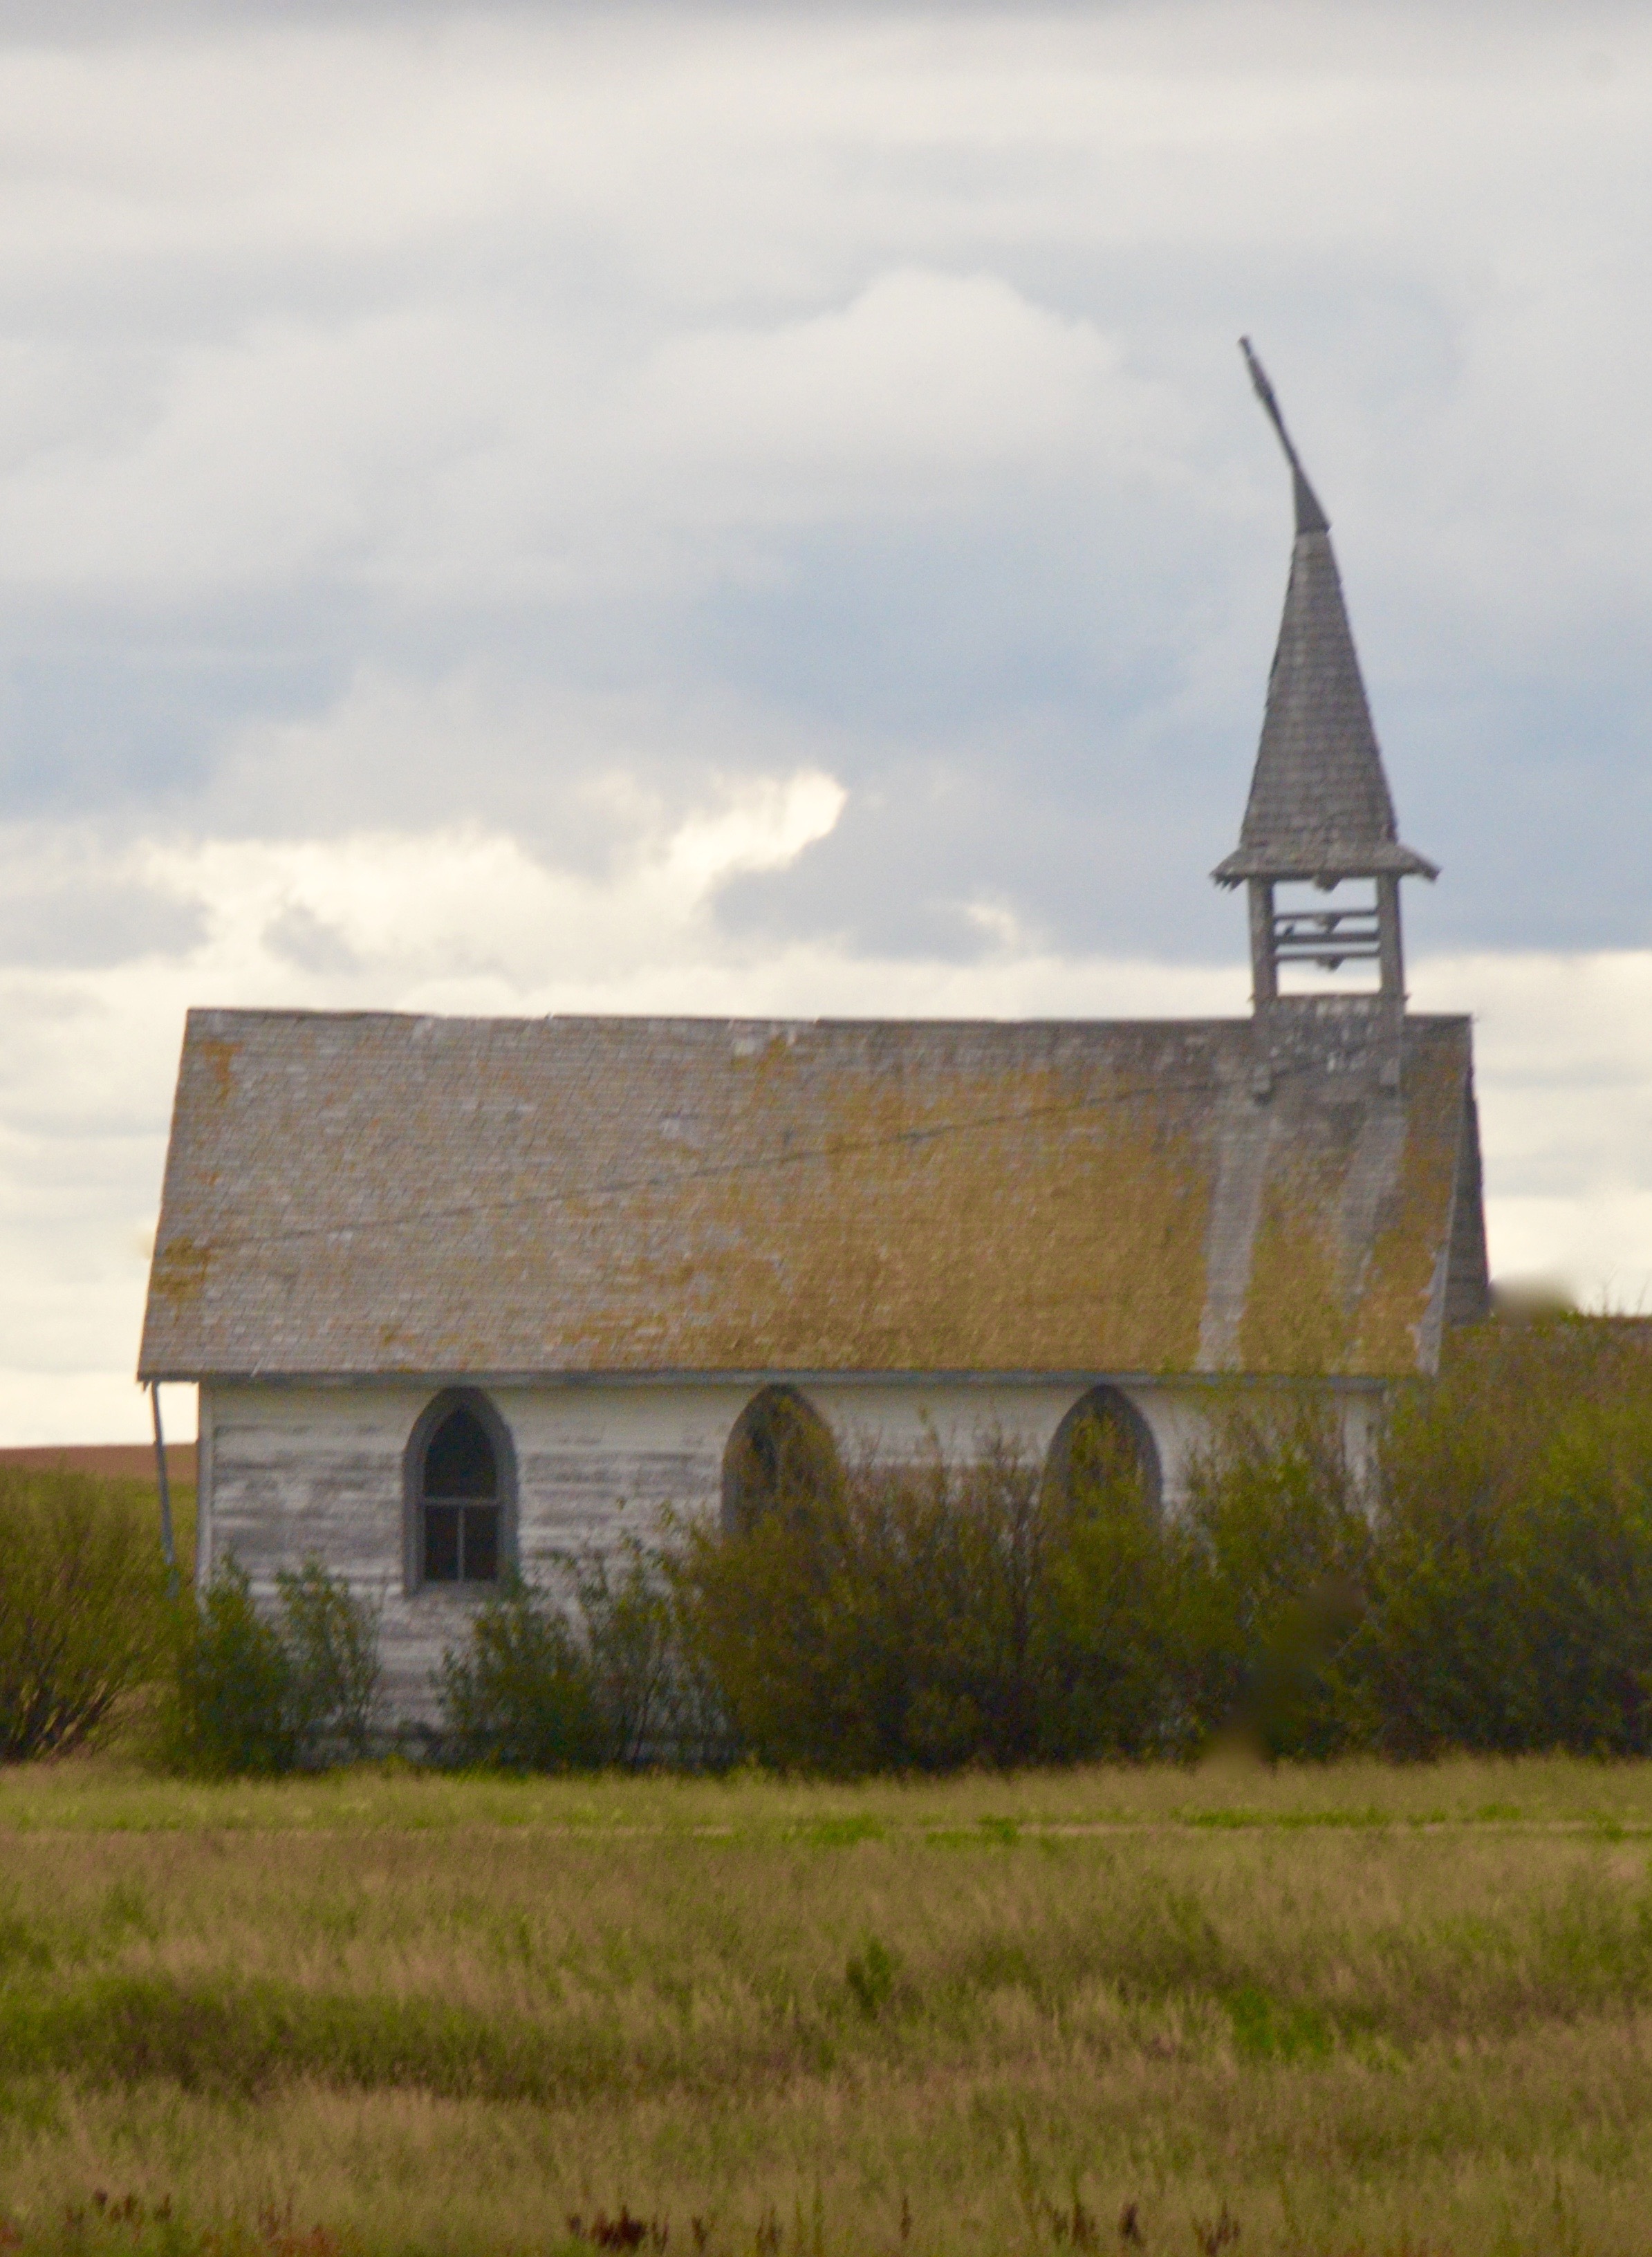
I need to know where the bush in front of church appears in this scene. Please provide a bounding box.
[276,1557,385,1761]
[671,1320,1652,1771]
[158,1555,383,1774]
[158,1558,297,1775]
[1167,1319,1652,1763]
[1173,1402,1374,1761]
[431,1551,731,1772]
[671,1421,1180,1774]
[438,1577,607,1772]
[1359,1318,1652,1758]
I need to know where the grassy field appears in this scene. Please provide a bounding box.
[2,1761,1652,2253]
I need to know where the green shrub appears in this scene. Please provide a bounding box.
[159,1559,295,1776]
[573,1536,732,1767]
[672,1422,1178,1774]
[439,1578,605,1771]
[618,1327,1652,1772]
[1169,1323,1652,1761]
[0,1465,163,1760]
[1176,1403,1373,1759]
[277,1558,383,1761]
[1364,1320,1652,1756]
[1034,1409,1185,1761]
[159,1556,382,1776]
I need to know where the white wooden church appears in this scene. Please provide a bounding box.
[140,353,1489,1720]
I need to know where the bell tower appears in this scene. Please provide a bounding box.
[1214,342,1436,1055]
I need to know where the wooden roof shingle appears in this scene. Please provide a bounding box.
[138,1005,1486,1384]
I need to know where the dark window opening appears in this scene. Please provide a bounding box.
[420,1404,502,1583]
[721,1385,841,1536]
[1044,1386,1162,1518]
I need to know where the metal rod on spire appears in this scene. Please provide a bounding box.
[1239,337,1329,535]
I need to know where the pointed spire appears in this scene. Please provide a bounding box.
[1239,335,1328,537]
[1214,342,1437,888]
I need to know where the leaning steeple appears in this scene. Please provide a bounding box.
[1215,341,1436,1029]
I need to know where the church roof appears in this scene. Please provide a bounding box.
[1214,343,1437,886]
[140,1005,1485,1386]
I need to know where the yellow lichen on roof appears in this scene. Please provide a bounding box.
[1237,1190,1355,1376]
[562,1057,1213,1373]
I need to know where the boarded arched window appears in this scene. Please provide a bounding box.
[721,1386,841,1536]
[1044,1385,1162,1516]
[404,1391,516,1590]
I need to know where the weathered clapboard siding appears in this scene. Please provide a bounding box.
[196,1374,1382,1727]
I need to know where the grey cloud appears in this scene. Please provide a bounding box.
[0,877,202,969]
[262,904,360,976]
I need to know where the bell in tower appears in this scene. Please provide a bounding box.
[1214,342,1436,1059]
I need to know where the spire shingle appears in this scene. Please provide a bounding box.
[1214,344,1437,887]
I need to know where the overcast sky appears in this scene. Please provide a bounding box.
[3,1,1650,1440]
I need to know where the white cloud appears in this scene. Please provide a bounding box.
[622,271,1166,520]
[133,767,846,990]
[662,770,845,888]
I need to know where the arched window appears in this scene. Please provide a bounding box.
[405,1392,515,1589]
[721,1385,841,1536]
[1043,1385,1162,1516]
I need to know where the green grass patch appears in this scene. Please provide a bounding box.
[799,1816,885,1848]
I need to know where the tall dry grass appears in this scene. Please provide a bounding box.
[1,1761,1652,2251]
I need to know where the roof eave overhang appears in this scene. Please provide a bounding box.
[1212,842,1440,887]
[145,1362,1401,1391]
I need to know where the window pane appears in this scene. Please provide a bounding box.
[424,1406,497,1499]
[424,1504,461,1582]
[463,1505,501,1583]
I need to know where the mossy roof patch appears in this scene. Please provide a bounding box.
[138,1008,1480,1383]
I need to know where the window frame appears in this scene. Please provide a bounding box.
[402,1387,519,1595]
